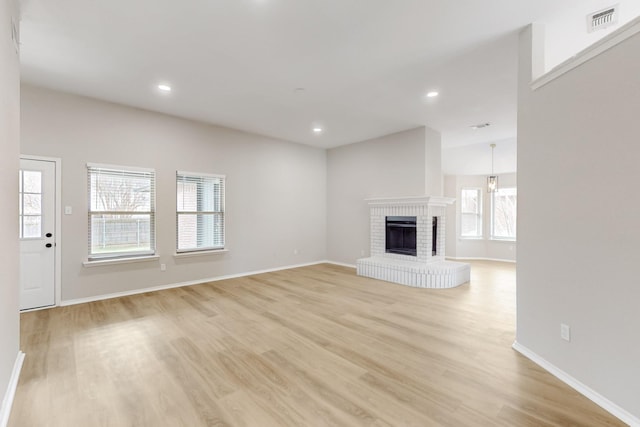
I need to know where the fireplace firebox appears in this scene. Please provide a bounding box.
[385,216,417,256]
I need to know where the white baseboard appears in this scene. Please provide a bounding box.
[512,341,639,426]
[60,261,328,307]
[0,351,25,427]
[446,256,516,264]
[324,260,357,269]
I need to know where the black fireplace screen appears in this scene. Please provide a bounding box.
[385,216,417,256]
[432,216,437,256]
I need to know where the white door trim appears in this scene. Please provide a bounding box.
[20,154,62,308]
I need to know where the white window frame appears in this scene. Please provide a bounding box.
[460,187,483,239]
[490,187,517,241]
[87,163,156,260]
[176,171,226,253]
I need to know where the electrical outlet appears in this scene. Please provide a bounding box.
[160,263,166,272]
[561,323,571,342]
[293,249,299,255]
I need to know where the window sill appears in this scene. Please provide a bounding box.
[459,236,483,241]
[173,249,229,259]
[83,255,160,268]
[490,238,516,243]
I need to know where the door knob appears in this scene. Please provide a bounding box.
[45,243,52,248]
[46,233,52,238]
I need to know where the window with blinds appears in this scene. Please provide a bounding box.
[460,187,482,238]
[176,172,225,252]
[87,164,155,259]
[491,187,517,240]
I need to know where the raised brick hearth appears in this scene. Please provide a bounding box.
[356,196,470,288]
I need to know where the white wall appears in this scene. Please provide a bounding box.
[544,0,640,71]
[327,127,439,265]
[518,25,640,420]
[444,174,517,262]
[21,85,327,302]
[0,0,21,417]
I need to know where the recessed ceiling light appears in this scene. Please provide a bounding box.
[157,84,172,93]
[426,91,439,98]
[312,127,323,134]
[471,123,491,130]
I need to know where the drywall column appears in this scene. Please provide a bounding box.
[443,175,457,259]
[425,126,443,196]
[0,0,21,420]
[516,23,640,421]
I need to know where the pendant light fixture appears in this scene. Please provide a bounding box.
[487,143,498,193]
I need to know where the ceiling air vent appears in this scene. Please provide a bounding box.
[470,123,490,130]
[587,5,618,33]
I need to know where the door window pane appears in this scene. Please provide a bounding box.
[23,194,42,215]
[19,170,43,239]
[23,216,42,238]
[23,170,42,193]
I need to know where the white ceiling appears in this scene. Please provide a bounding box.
[19,0,593,157]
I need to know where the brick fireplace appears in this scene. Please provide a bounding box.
[357,196,470,288]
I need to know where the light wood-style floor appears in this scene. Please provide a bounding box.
[10,262,623,426]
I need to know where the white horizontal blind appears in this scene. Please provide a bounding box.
[176,172,225,252]
[87,164,155,259]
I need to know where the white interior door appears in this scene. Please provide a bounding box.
[19,158,56,310]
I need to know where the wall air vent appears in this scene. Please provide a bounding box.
[587,5,618,33]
